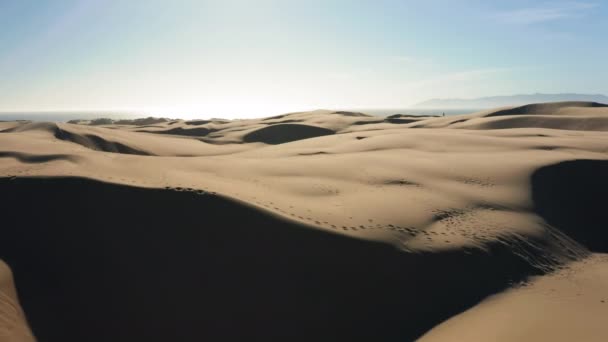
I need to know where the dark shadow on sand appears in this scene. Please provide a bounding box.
[0,177,542,341]
[531,159,608,252]
[243,124,334,144]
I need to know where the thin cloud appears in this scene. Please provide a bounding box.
[496,2,598,25]
[404,67,515,89]
[389,55,415,63]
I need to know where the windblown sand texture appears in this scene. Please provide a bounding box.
[0,102,607,341]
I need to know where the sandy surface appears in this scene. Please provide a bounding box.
[420,253,608,342]
[0,101,607,341]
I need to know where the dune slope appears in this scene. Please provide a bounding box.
[1,177,544,342]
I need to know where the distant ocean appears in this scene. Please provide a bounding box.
[0,108,479,122]
[0,111,142,122]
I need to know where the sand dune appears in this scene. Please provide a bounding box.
[0,261,35,342]
[0,177,549,341]
[405,101,608,131]
[485,101,608,117]
[419,254,608,342]
[0,101,607,341]
[56,126,151,155]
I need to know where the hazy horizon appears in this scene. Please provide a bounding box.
[0,107,477,122]
[2,1,607,118]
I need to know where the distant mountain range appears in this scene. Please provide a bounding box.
[412,93,608,109]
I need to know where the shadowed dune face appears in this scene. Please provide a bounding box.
[532,160,608,252]
[185,120,213,125]
[0,177,543,342]
[0,121,151,156]
[331,111,371,117]
[0,151,79,164]
[387,114,439,119]
[384,118,420,124]
[459,115,608,131]
[54,129,150,155]
[485,101,608,117]
[243,124,335,144]
[138,126,214,137]
[114,117,168,125]
[403,101,608,131]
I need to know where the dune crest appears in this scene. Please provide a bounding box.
[485,101,608,117]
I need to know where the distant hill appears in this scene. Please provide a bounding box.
[412,93,608,109]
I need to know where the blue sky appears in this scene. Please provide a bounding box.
[0,0,606,117]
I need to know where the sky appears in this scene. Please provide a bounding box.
[0,0,607,118]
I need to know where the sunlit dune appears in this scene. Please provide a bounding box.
[0,101,607,341]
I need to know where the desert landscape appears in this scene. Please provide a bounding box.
[0,101,607,341]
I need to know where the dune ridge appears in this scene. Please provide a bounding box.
[54,128,151,155]
[404,101,608,131]
[485,101,608,117]
[0,177,580,341]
